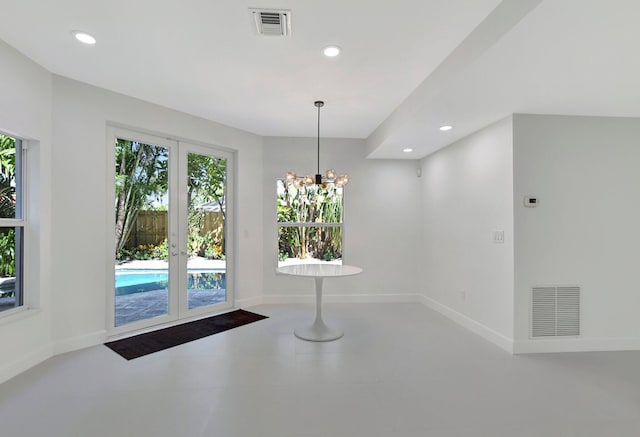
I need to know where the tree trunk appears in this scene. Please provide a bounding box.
[114,148,129,254]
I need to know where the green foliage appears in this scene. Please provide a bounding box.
[205,244,224,260]
[116,241,168,261]
[0,134,17,279]
[187,154,226,258]
[114,139,168,255]
[277,180,343,262]
[0,134,16,219]
[152,239,169,261]
[277,200,301,260]
[0,228,15,277]
[187,154,226,211]
[114,142,227,261]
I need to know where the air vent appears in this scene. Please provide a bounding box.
[250,8,291,36]
[531,286,580,337]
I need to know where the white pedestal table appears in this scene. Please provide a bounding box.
[276,264,363,341]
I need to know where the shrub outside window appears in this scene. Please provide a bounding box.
[277,179,343,267]
[0,133,24,313]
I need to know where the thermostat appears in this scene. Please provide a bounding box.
[524,196,538,207]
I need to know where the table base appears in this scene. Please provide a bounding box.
[294,320,343,342]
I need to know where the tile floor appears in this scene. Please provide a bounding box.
[1,303,640,436]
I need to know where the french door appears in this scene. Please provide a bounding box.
[108,128,234,335]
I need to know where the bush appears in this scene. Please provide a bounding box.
[116,241,168,261]
[205,244,224,260]
[0,229,15,277]
[151,239,168,261]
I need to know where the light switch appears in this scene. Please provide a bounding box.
[493,230,505,244]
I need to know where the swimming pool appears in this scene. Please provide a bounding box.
[115,270,225,295]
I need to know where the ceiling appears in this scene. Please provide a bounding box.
[0,0,639,159]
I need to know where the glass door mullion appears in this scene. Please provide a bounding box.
[176,146,190,314]
[167,142,181,322]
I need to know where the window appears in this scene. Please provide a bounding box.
[0,133,24,313]
[277,180,343,266]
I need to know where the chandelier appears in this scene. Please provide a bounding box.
[285,100,349,188]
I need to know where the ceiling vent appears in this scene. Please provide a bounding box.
[531,286,581,338]
[250,8,291,36]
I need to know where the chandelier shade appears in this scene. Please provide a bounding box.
[285,101,348,188]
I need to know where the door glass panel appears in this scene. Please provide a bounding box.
[186,153,226,310]
[114,139,169,326]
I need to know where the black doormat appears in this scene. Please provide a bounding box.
[105,309,268,360]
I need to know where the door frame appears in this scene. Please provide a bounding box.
[106,127,235,336]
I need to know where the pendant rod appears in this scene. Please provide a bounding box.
[315,101,323,175]
[317,104,320,175]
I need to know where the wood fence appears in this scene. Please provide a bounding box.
[124,210,224,248]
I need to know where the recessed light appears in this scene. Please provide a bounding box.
[439,125,453,131]
[72,31,96,45]
[402,148,413,153]
[323,46,341,57]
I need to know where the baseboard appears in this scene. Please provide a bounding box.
[52,330,108,355]
[235,295,265,308]
[262,293,421,305]
[514,337,640,354]
[0,344,52,384]
[419,295,514,353]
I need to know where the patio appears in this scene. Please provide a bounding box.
[115,257,226,326]
[0,296,15,312]
[115,288,226,326]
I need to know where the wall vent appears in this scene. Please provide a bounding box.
[250,8,291,36]
[531,286,580,337]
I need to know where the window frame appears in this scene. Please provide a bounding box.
[0,133,26,316]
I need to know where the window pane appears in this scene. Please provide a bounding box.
[0,134,21,219]
[0,226,23,312]
[278,226,342,267]
[277,180,343,224]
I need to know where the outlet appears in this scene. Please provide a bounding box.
[460,290,467,301]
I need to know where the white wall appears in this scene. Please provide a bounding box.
[513,114,640,352]
[419,117,514,350]
[49,76,264,352]
[262,137,422,301]
[0,40,53,382]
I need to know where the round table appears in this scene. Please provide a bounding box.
[276,264,363,341]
